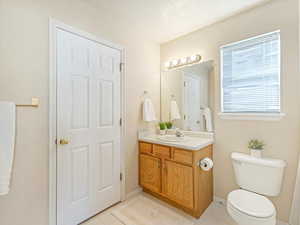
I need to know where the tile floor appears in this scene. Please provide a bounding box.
[82,192,238,225]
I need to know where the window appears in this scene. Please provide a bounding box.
[220,31,281,118]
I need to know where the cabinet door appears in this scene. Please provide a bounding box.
[139,154,161,193]
[164,161,194,209]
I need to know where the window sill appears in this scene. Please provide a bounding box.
[218,112,286,121]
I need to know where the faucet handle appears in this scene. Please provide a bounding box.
[175,129,184,137]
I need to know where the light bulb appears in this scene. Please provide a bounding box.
[172,59,179,66]
[164,61,171,68]
[180,57,187,64]
[190,55,197,62]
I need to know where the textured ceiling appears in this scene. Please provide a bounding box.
[85,0,271,43]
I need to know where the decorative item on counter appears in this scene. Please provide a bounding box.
[159,122,166,135]
[248,139,264,158]
[165,121,173,129]
[165,121,173,135]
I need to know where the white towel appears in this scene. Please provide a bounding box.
[203,107,213,132]
[0,102,16,195]
[170,100,181,121]
[143,98,157,122]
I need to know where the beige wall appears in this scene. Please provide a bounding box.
[161,0,300,222]
[0,1,160,225]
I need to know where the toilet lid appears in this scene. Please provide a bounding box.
[228,190,275,218]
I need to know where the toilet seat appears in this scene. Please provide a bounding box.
[227,190,277,225]
[227,189,276,218]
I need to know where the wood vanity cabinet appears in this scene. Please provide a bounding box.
[138,141,213,218]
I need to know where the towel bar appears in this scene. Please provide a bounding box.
[16,104,38,107]
[16,98,39,108]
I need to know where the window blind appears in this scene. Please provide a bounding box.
[221,31,280,113]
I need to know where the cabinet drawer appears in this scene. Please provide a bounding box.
[153,144,171,158]
[139,142,152,154]
[173,148,193,165]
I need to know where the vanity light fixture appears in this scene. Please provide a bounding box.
[164,54,202,70]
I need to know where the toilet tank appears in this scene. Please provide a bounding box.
[231,152,286,196]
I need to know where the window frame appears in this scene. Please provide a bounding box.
[219,30,284,121]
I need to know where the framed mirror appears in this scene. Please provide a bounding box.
[161,60,213,131]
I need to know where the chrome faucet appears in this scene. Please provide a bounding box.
[175,129,185,137]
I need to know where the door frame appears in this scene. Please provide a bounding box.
[49,18,127,225]
[290,157,300,225]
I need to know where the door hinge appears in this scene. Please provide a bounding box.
[184,81,187,87]
[184,115,186,120]
[120,173,123,181]
[119,118,122,126]
[55,139,57,145]
[119,62,124,72]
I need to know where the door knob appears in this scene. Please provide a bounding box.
[59,139,69,145]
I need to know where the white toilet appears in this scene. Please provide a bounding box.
[227,152,286,225]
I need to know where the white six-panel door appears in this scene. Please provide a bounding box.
[183,74,201,131]
[56,28,121,225]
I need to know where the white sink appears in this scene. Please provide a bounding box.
[157,135,186,142]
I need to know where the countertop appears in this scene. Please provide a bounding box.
[138,132,214,151]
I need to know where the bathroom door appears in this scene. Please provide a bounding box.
[183,74,202,131]
[56,28,121,225]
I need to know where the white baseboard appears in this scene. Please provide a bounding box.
[277,221,290,225]
[125,187,142,200]
[213,196,290,225]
